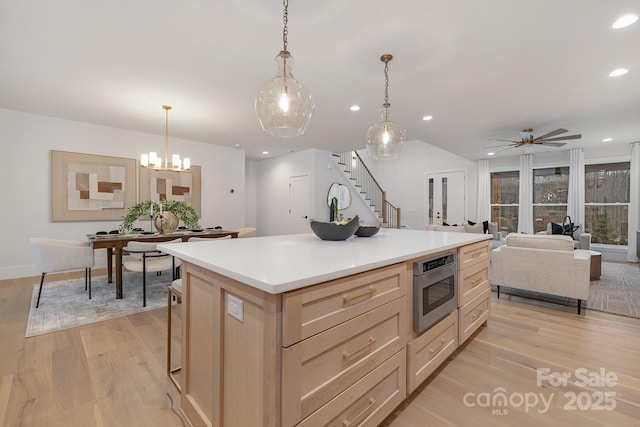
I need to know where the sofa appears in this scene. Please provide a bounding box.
[490,233,591,313]
[537,222,592,250]
[425,221,503,249]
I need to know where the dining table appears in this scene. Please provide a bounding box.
[87,229,239,298]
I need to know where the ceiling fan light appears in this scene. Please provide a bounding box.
[612,15,638,29]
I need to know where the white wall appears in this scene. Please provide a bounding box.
[245,159,258,228]
[366,141,479,230]
[0,108,246,279]
[256,149,379,237]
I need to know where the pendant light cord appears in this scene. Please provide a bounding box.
[384,61,390,106]
[282,0,288,52]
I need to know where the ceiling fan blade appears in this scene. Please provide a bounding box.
[489,138,519,143]
[492,146,517,154]
[532,128,568,141]
[484,143,516,148]
[540,142,567,147]
[538,134,582,142]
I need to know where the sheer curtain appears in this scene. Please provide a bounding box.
[476,159,491,222]
[518,154,534,234]
[628,142,640,262]
[567,148,585,226]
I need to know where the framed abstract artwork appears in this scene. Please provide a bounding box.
[51,150,137,221]
[139,165,201,217]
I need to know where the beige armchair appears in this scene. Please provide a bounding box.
[537,222,592,250]
[491,233,591,313]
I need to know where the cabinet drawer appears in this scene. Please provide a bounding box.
[282,263,407,347]
[458,240,490,271]
[407,311,458,394]
[281,298,406,426]
[297,349,406,427]
[458,259,490,307]
[459,287,490,345]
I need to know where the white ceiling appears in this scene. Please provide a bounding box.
[1,1,639,161]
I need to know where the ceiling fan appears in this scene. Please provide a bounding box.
[486,128,582,153]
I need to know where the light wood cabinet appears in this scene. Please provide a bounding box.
[296,349,406,427]
[457,240,490,345]
[459,286,491,344]
[406,310,458,393]
[282,263,407,347]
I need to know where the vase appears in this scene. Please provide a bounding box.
[154,211,179,234]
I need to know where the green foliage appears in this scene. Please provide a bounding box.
[119,200,201,233]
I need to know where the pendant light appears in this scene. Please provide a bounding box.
[140,105,190,171]
[255,0,314,138]
[366,54,406,160]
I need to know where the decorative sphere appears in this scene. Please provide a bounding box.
[154,211,179,234]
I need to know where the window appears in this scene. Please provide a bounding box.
[491,171,519,237]
[533,167,569,233]
[585,162,630,245]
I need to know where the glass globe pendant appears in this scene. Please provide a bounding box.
[256,50,314,137]
[366,54,406,160]
[255,0,314,137]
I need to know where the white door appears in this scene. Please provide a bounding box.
[289,175,311,234]
[426,171,466,225]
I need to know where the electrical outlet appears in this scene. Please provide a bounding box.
[227,294,244,322]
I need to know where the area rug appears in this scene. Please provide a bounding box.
[494,261,640,318]
[26,272,173,337]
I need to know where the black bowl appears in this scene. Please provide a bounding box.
[355,223,381,237]
[309,215,359,241]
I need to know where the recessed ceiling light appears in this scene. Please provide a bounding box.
[350,105,360,111]
[262,151,269,155]
[612,14,638,29]
[422,115,433,121]
[609,68,628,77]
[234,143,242,147]
[602,138,613,142]
[487,152,495,156]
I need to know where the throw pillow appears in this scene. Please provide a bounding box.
[463,222,484,234]
[467,220,476,226]
[551,222,564,235]
[482,220,489,234]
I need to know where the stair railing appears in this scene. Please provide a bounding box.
[337,151,401,228]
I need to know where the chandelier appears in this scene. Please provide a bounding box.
[255,0,314,138]
[366,54,406,160]
[140,105,190,171]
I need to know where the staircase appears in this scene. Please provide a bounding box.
[332,151,401,228]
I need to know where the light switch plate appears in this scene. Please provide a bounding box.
[227,294,244,322]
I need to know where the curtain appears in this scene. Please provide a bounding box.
[518,154,534,234]
[628,142,640,262]
[567,148,585,226]
[476,159,491,221]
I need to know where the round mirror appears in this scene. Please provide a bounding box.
[327,183,351,210]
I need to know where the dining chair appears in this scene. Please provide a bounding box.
[233,227,257,238]
[188,235,232,242]
[29,237,95,308]
[167,278,182,391]
[123,238,182,307]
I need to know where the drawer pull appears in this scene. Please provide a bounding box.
[471,250,482,258]
[429,338,447,357]
[343,337,376,360]
[343,286,376,303]
[472,309,483,320]
[343,398,376,427]
[471,277,482,286]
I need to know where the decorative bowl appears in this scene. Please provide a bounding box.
[355,223,381,237]
[309,215,359,241]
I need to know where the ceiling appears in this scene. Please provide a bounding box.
[1,1,639,161]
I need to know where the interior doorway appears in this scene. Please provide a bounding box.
[289,174,311,234]
[426,171,466,226]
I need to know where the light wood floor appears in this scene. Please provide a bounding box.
[1,272,639,426]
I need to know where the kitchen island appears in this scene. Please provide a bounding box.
[159,228,491,427]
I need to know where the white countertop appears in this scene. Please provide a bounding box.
[158,228,490,294]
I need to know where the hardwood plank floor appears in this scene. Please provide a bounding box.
[1,273,639,426]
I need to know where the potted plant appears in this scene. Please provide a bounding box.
[119,200,201,233]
